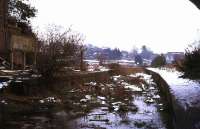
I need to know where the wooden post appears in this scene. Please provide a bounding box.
[11,51,13,69]
[34,50,37,69]
[80,49,83,71]
[34,41,37,68]
[23,51,26,70]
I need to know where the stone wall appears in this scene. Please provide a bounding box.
[145,69,200,129]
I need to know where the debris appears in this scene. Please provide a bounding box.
[97,96,106,100]
[39,97,61,104]
[85,95,92,100]
[125,85,142,92]
[112,75,121,81]
[153,95,160,99]
[145,98,154,104]
[89,119,109,122]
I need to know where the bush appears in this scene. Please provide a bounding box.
[182,46,200,79]
[108,63,121,74]
[151,54,166,67]
[135,55,143,66]
[36,25,84,79]
[36,53,61,79]
[108,63,121,70]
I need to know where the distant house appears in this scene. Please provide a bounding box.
[0,0,37,69]
[165,52,185,64]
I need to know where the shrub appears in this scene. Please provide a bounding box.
[151,54,166,67]
[182,46,200,79]
[108,63,121,74]
[36,25,84,79]
[135,55,143,66]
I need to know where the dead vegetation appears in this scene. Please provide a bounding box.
[0,66,165,129]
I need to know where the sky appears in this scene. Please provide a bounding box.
[30,0,200,53]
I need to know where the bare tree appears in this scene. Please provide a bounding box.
[130,46,138,59]
[36,25,84,79]
[96,52,106,66]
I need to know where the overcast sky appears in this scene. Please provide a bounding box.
[31,0,200,53]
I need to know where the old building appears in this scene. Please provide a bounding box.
[165,52,185,64]
[0,0,37,69]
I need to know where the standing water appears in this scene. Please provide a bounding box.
[66,72,173,129]
[1,72,173,129]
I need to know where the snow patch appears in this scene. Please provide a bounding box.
[148,68,200,109]
[99,66,110,71]
[128,72,154,85]
[97,96,106,100]
[85,95,92,100]
[125,85,143,92]
[1,100,8,104]
[39,97,61,103]
[112,75,121,81]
